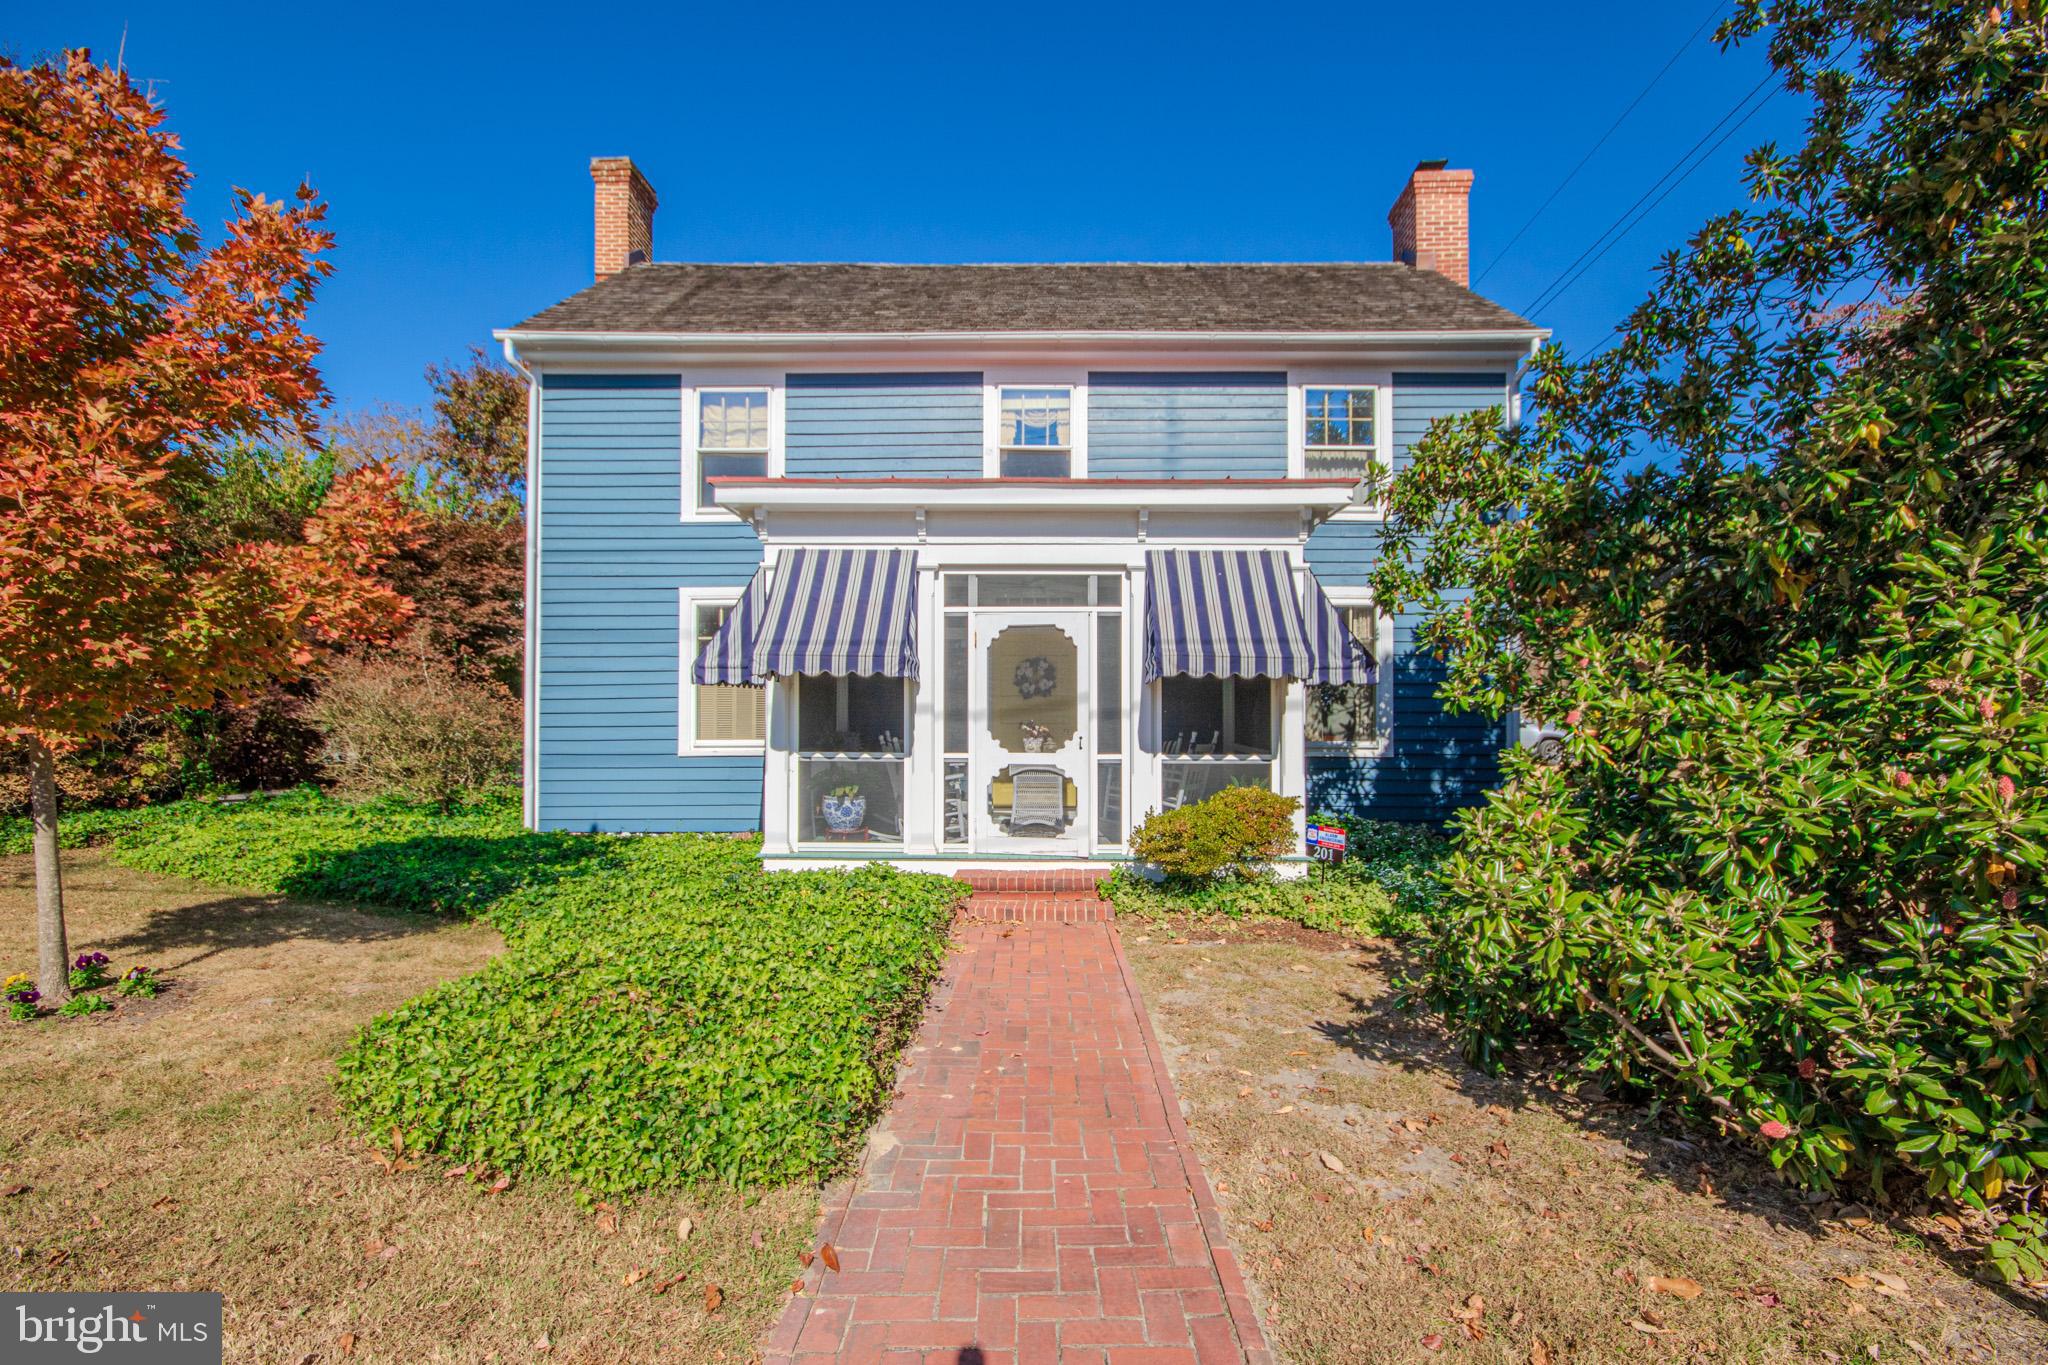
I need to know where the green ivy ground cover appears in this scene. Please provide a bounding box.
[18,789,967,1193]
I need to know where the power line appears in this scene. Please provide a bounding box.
[1519,63,1782,321]
[1473,0,1729,289]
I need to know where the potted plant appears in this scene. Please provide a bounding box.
[821,783,866,832]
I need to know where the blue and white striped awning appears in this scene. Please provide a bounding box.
[1301,572,1378,685]
[755,547,920,679]
[692,548,921,683]
[692,569,771,686]
[1143,550,1314,680]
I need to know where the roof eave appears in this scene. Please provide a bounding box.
[497,326,1549,368]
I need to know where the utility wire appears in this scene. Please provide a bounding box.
[1473,0,1729,289]
[1519,63,1782,321]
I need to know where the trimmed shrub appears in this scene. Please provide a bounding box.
[334,837,965,1191]
[1129,787,1299,880]
[308,655,520,808]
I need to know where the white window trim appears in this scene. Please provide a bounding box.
[1305,587,1396,758]
[682,376,783,521]
[678,586,767,755]
[983,369,1088,479]
[1288,371,1391,518]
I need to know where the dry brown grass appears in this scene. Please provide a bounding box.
[1123,922,2048,1365]
[0,851,818,1363]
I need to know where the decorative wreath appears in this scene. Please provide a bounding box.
[1013,655,1058,700]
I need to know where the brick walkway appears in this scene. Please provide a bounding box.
[763,889,1270,1365]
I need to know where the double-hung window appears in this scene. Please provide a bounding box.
[681,594,766,751]
[1305,599,1392,752]
[1303,386,1378,482]
[997,386,1073,478]
[694,388,770,510]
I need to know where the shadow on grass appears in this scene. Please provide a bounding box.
[271,832,619,921]
[95,893,442,972]
[1311,945,2048,1322]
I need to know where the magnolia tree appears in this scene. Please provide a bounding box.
[0,52,414,1004]
[1373,2,2048,1275]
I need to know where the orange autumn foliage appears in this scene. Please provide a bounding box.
[0,51,414,751]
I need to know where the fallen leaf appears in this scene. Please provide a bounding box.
[338,1332,358,1356]
[1834,1273,1872,1291]
[798,1249,814,1268]
[594,1204,618,1236]
[1933,1214,1963,1233]
[623,1267,649,1287]
[1316,1151,1346,1174]
[1646,1275,1704,1300]
[534,1330,552,1354]
[1275,1105,1296,1115]
[443,1165,469,1180]
[703,1283,723,1313]
[790,1278,805,1294]
[1531,1340,1554,1365]
[1237,1086,1254,1098]
[2,1185,27,1198]
[651,1272,687,1295]
[1868,1270,1909,1299]
[150,1195,177,1212]
[390,1126,404,1155]
[1421,1333,1445,1351]
[1489,1141,1511,1161]
[751,1231,765,1250]
[1628,1317,1673,1336]
[1288,963,1313,974]
[677,1215,695,1244]
[819,1242,841,1273]
[488,1175,511,1195]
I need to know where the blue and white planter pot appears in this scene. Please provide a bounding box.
[822,794,867,831]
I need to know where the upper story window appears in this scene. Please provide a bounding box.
[1303,386,1378,480]
[695,388,770,509]
[998,387,1073,478]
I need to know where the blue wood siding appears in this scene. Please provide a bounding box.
[1305,372,1512,823]
[1391,372,1509,473]
[535,374,763,833]
[784,372,983,477]
[1087,372,1287,477]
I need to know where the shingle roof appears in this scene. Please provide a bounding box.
[513,262,1538,335]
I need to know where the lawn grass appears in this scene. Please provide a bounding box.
[1122,923,2048,1363]
[0,852,814,1362]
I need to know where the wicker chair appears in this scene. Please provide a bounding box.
[1008,768,1067,834]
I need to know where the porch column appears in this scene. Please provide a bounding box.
[904,560,941,853]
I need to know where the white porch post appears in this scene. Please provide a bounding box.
[762,677,794,855]
[904,561,940,853]
[1127,558,1160,830]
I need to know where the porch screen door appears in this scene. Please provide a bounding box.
[971,610,1092,853]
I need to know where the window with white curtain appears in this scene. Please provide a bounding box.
[694,388,770,508]
[1303,386,1378,480]
[998,387,1073,477]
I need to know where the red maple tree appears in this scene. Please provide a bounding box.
[0,52,415,1003]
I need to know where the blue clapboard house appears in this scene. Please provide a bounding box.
[497,158,1546,869]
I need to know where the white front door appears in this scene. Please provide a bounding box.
[971,610,1092,853]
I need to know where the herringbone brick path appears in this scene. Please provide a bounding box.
[762,893,1269,1365]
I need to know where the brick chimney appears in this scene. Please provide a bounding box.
[590,156,657,281]
[1388,159,1474,288]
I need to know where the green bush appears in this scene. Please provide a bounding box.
[334,836,964,1191]
[1106,811,1444,938]
[1129,787,1299,880]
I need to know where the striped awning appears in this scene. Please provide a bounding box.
[1301,572,1379,685]
[753,547,920,679]
[692,568,771,686]
[1143,550,1314,681]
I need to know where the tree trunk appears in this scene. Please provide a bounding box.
[28,736,70,1006]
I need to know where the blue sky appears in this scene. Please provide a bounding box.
[15,2,1805,418]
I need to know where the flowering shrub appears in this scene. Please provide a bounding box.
[67,952,111,992]
[4,972,38,1022]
